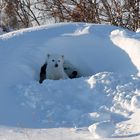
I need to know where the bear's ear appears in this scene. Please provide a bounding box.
[47,54,50,58]
[61,55,64,59]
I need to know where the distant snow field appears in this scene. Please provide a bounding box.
[0,23,140,139]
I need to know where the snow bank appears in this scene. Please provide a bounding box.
[0,23,140,139]
[110,29,140,76]
[0,23,138,93]
[88,120,115,138]
[15,72,140,128]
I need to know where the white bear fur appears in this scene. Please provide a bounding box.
[46,54,68,80]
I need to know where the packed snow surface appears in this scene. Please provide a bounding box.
[0,23,140,139]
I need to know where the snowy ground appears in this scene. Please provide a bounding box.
[0,23,140,139]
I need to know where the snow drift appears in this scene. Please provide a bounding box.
[0,23,140,139]
[0,23,139,91]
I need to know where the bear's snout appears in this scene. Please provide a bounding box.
[55,64,58,67]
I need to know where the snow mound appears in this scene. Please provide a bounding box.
[110,29,140,76]
[0,24,138,93]
[0,23,140,139]
[88,120,115,138]
[15,72,140,128]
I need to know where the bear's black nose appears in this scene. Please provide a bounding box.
[55,64,58,67]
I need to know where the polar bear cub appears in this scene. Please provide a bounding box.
[46,54,68,80]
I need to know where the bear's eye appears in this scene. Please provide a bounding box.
[52,59,55,62]
[58,60,61,62]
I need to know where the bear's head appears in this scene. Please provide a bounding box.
[47,54,64,68]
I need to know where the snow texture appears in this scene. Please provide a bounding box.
[0,23,140,139]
